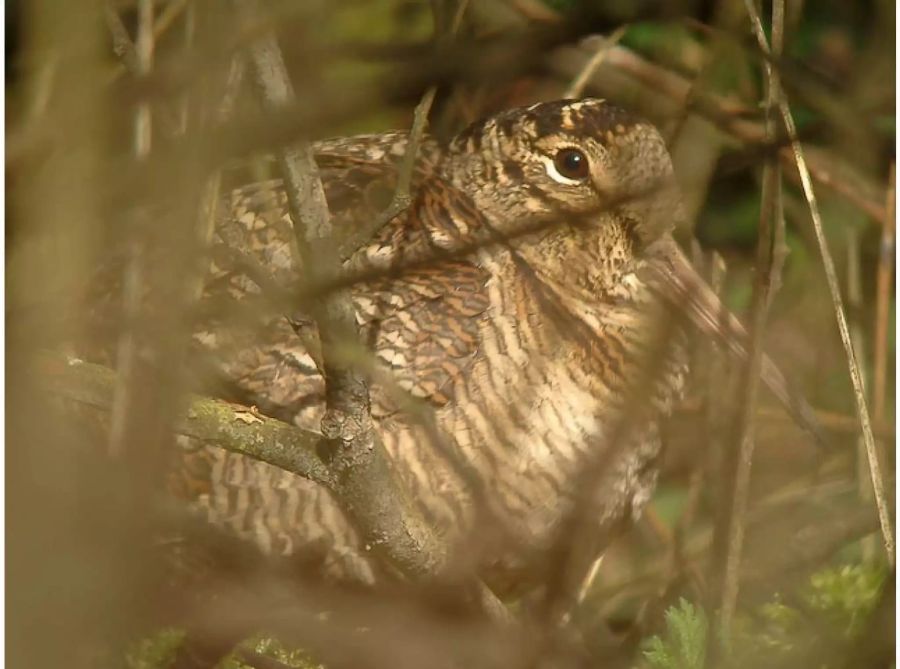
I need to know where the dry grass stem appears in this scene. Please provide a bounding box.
[563,25,629,99]
[873,163,896,423]
[743,0,895,566]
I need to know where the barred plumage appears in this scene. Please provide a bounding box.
[171,99,736,589]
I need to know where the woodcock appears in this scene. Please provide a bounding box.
[170,98,817,590]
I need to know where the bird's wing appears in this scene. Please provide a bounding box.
[349,177,493,410]
[201,146,491,421]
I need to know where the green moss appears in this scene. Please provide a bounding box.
[221,636,324,669]
[126,628,186,669]
[639,562,889,669]
[642,599,708,669]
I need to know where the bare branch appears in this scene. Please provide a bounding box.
[873,163,896,423]
[41,355,335,490]
[338,87,437,260]
[230,0,489,605]
[108,0,155,459]
[108,0,190,83]
[104,4,140,72]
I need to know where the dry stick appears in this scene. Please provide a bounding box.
[872,164,895,424]
[847,225,877,561]
[104,4,139,72]
[108,0,189,83]
[563,24,629,99]
[671,253,728,604]
[744,0,895,567]
[189,56,249,304]
[108,0,155,457]
[337,87,437,260]
[597,494,877,607]
[710,0,787,649]
[703,251,728,511]
[176,0,196,135]
[868,163,896,560]
[103,1,182,135]
[675,400,895,441]
[42,355,335,490]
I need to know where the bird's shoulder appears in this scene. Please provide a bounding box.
[205,135,496,414]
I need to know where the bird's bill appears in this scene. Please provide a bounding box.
[648,243,826,447]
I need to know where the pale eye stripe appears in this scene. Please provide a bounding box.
[539,155,582,186]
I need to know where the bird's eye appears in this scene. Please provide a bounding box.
[553,148,590,181]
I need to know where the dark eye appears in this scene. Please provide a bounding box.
[553,148,590,181]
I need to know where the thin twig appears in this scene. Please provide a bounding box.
[563,25,629,99]
[743,0,895,566]
[104,2,181,134]
[868,163,896,560]
[109,0,155,458]
[847,224,876,560]
[704,251,729,508]
[873,163,895,423]
[108,0,190,83]
[712,0,786,647]
[337,87,437,260]
[339,0,467,260]
[175,0,196,135]
[104,4,140,72]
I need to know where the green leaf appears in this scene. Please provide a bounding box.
[641,599,707,669]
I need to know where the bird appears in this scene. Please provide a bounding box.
[168,98,818,592]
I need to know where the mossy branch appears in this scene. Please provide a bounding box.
[39,354,335,490]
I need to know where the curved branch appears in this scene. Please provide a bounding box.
[38,355,335,490]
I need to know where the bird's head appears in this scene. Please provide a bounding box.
[442,98,682,246]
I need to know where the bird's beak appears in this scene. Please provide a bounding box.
[643,241,827,447]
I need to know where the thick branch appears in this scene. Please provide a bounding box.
[233,0,447,582]
[39,355,335,490]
